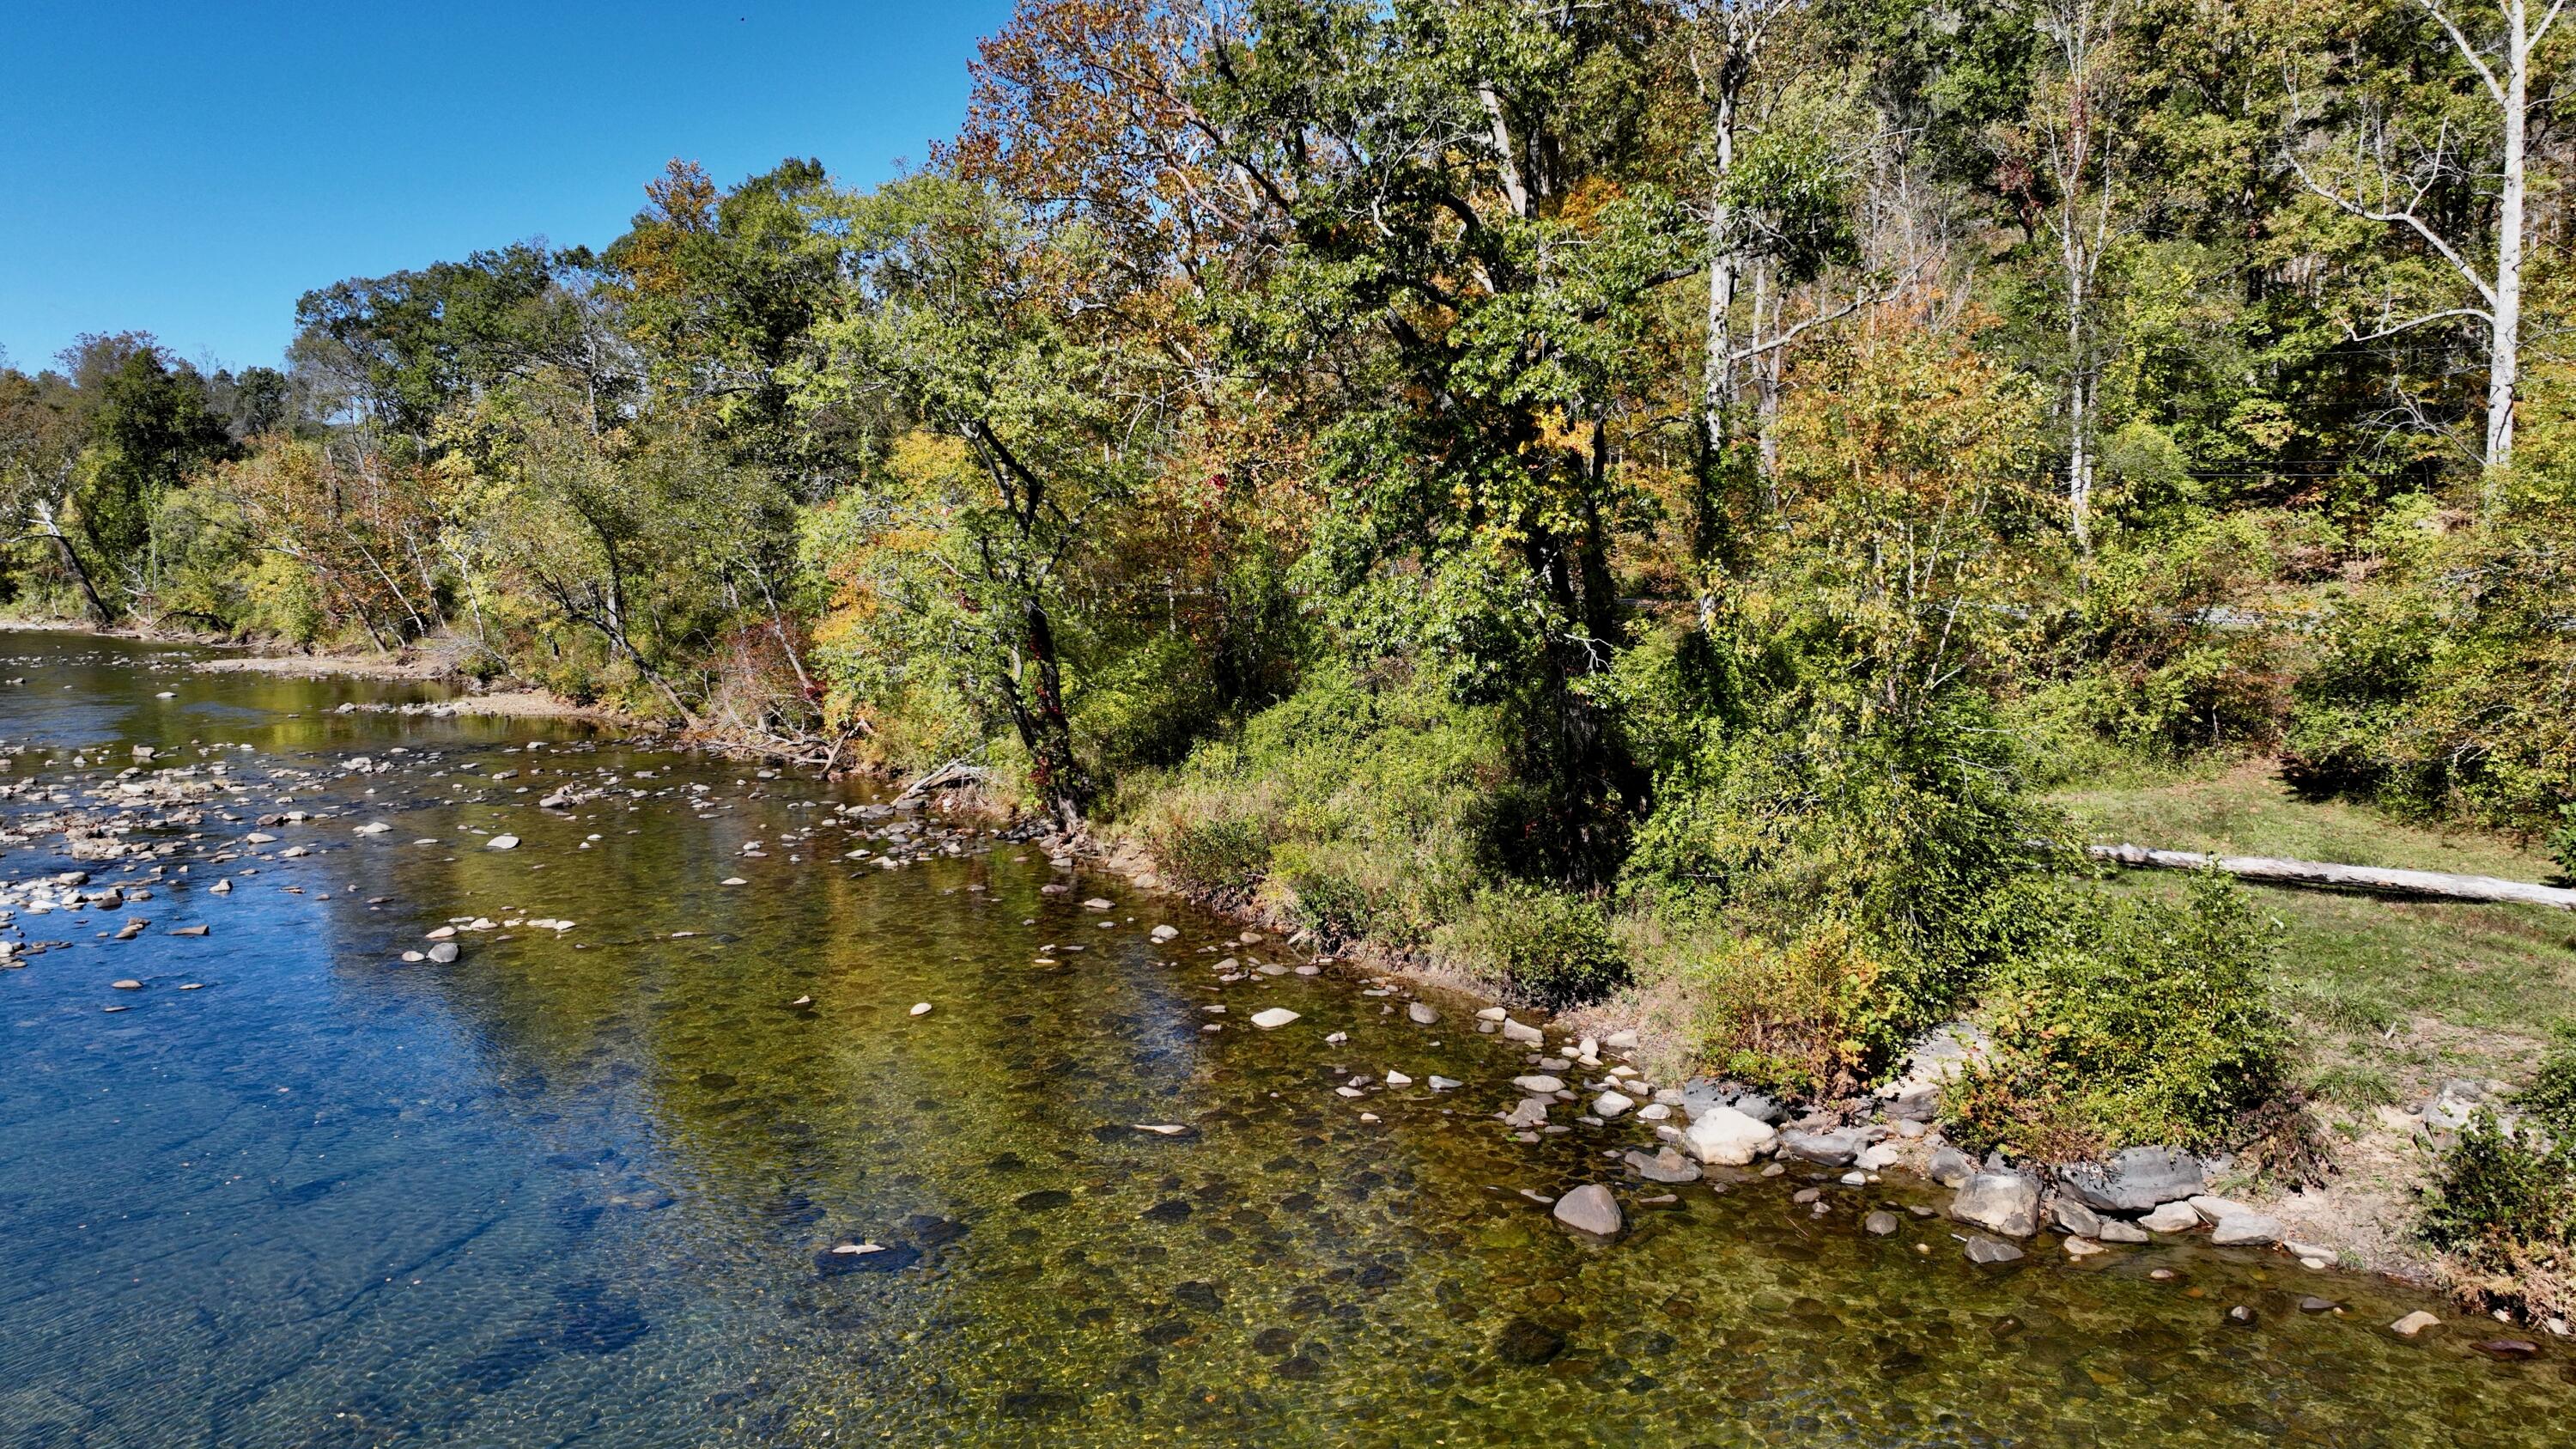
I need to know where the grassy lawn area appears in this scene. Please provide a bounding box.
[2055,757,2576,1111]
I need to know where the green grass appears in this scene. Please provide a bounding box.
[2056,755,2562,880]
[2059,756,2576,1106]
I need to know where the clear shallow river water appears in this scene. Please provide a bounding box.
[0,630,2569,1448]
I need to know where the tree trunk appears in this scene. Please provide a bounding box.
[1702,83,1740,458]
[2484,0,2529,497]
[2090,843,2576,910]
[1006,595,1090,822]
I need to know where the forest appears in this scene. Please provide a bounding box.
[6,0,2575,1311]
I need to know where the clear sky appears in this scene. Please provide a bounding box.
[0,0,1016,376]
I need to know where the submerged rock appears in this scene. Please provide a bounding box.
[1552,1184,1622,1238]
[1494,1317,1566,1366]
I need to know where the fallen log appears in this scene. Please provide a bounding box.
[893,758,991,804]
[2088,843,2576,910]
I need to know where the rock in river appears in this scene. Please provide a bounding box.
[1681,1105,1776,1166]
[1776,1127,1868,1167]
[487,835,520,850]
[1552,1184,1622,1238]
[2057,1146,2205,1213]
[1495,1317,1565,1366]
[1964,1235,2025,1265]
[1948,1172,2040,1238]
[1250,1008,1301,1030]
[2138,1201,2202,1233]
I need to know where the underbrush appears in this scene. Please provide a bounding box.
[1130,673,1517,952]
[1942,872,2292,1160]
[2421,1029,2576,1321]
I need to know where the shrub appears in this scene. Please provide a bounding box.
[1443,884,1629,1008]
[1158,815,1272,898]
[1660,919,1892,1098]
[1134,673,1512,946]
[2549,807,2576,884]
[2051,513,2291,755]
[1625,692,2064,1085]
[2419,1110,2576,1320]
[1943,873,2290,1158]
[2284,494,2576,833]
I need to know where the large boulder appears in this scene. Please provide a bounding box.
[1552,1184,1623,1237]
[1948,1172,2041,1238]
[1682,1105,1777,1166]
[2056,1147,2206,1213]
[1776,1127,1870,1168]
[1927,1146,1976,1189]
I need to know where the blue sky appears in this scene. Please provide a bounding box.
[0,1,1014,376]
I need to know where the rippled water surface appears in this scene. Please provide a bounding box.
[2,630,2571,1447]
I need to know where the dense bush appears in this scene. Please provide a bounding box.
[1441,884,1630,1008]
[2041,512,2294,756]
[2285,495,2576,833]
[1139,673,1515,949]
[1943,873,2290,1159]
[1624,675,2065,1090]
[2420,1109,2576,1320]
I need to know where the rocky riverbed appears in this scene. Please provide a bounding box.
[3,629,2573,1447]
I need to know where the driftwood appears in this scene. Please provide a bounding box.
[893,758,991,804]
[2088,843,2576,910]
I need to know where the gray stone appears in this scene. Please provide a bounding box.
[1963,1235,2024,1264]
[1681,1105,1776,1166]
[1504,1098,1551,1129]
[1552,1184,1622,1237]
[2097,1218,2150,1245]
[2208,1211,2285,1248]
[1624,1148,1703,1184]
[426,941,459,964]
[1927,1147,1975,1189]
[1407,1002,1439,1025]
[1728,1092,1783,1124]
[1864,1209,1899,1236]
[2052,1198,2105,1238]
[1776,1128,1867,1167]
[1500,1019,1544,1044]
[1948,1172,2041,1238]
[2057,1147,2206,1213]
[2139,1201,2202,1233]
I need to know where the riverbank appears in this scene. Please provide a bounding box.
[1074,753,2576,1327]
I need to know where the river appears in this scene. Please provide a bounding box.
[0,629,2567,1446]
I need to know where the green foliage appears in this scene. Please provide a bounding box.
[1157,816,1273,898]
[2419,1110,2576,1317]
[2518,1026,2576,1137]
[1141,674,1514,950]
[2286,496,2576,832]
[1443,884,1630,1008]
[1944,873,2291,1157]
[2047,511,2291,755]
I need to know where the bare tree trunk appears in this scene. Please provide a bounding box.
[2486,0,2530,488]
[31,499,112,624]
[1703,78,1741,457]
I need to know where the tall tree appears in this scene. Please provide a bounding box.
[2287,0,2568,495]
